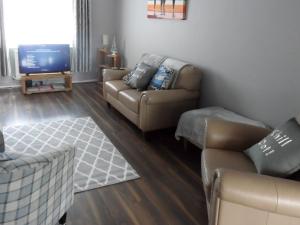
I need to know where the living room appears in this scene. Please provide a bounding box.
[0,0,300,225]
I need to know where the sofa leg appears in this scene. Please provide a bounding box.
[183,138,189,151]
[106,102,111,108]
[142,132,148,140]
[59,213,67,225]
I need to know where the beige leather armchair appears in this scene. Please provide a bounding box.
[202,119,300,225]
[102,56,202,132]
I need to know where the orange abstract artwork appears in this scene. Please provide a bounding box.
[147,0,187,20]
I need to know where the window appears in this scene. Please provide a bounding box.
[3,0,74,48]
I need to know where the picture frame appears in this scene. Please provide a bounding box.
[147,0,187,20]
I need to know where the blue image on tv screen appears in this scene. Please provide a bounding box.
[18,44,71,74]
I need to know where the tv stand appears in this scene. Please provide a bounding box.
[20,73,72,95]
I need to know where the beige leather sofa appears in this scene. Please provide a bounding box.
[202,119,300,225]
[103,55,202,132]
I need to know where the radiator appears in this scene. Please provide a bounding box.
[8,48,21,80]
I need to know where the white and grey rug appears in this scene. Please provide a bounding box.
[3,117,139,193]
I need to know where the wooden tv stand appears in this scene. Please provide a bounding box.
[20,73,72,95]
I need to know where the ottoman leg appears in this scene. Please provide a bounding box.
[59,213,67,225]
[183,138,189,151]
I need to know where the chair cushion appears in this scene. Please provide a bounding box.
[118,89,142,114]
[201,148,256,200]
[105,80,131,98]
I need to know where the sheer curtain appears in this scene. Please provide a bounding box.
[3,0,74,48]
[0,0,8,77]
[1,0,91,76]
[73,0,92,72]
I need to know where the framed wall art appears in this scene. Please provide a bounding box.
[147,0,187,20]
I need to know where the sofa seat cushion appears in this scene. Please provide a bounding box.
[201,148,256,201]
[118,89,142,114]
[105,80,131,98]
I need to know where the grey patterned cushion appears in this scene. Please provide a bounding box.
[0,146,75,225]
[122,65,137,83]
[0,131,4,153]
[245,118,300,177]
[125,63,157,91]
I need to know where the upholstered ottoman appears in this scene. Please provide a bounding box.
[175,106,269,149]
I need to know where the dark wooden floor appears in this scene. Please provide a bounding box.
[0,83,208,225]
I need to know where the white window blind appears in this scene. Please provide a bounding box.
[3,0,74,48]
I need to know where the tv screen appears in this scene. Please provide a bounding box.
[18,44,70,74]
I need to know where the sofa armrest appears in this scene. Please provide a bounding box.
[139,89,200,132]
[141,89,199,105]
[211,169,300,219]
[102,68,130,82]
[204,119,271,151]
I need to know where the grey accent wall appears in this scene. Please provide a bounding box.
[91,0,117,72]
[116,0,300,127]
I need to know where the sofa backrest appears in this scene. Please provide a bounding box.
[139,53,202,91]
[161,57,202,91]
[174,65,202,91]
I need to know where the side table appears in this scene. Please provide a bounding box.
[97,48,122,83]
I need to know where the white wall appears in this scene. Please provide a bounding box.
[116,0,300,126]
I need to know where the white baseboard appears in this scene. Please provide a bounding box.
[73,79,98,84]
[0,84,21,89]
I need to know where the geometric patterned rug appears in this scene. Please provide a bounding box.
[2,117,140,193]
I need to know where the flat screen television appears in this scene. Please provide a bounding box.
[18,44,70,74]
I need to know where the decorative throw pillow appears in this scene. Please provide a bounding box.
[122,72,131,83]
[0,131,4,153]
[148,65,175,90]
[122,65,138,83]
[244,118,300,177]
[126,63,157,91]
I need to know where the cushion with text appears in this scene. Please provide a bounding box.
[245,118,300,177]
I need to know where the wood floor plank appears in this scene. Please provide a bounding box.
[0,83,208,225]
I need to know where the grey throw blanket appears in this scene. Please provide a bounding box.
[138,53,167,68]
[175,107,269,148]
[161,58,191,88]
